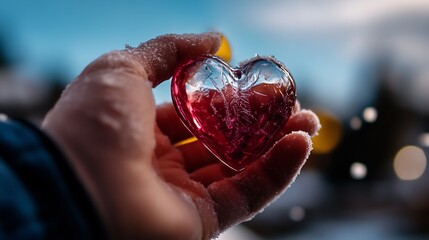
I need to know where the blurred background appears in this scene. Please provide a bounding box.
[1,0,429,239]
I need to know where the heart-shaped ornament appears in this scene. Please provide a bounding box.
[171,55,296,171]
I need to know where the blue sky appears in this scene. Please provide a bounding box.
[1,0,429,117]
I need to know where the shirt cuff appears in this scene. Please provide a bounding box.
[0,119,106,239]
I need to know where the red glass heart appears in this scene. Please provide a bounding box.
[171,55,296,171]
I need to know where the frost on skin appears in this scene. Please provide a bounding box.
[126,32,221,85]
[206,131,313,232]
[42,32,320,240]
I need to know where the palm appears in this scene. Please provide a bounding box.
[152,103,318,239]
[151,103,228,239]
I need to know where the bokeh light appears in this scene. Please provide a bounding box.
[349,116,362,130]
[289,206,306,222]
[363,107,378,123]
[0,113,8,122]
[418,133,429,147]
[215,34,232,63]
[312,111,342,154]
[393,145,427,180]
[350,162,367,180]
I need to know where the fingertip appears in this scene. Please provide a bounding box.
[202,32,222,53]
[270,131,313,161]
[127,32,222,84]
[263,131,312,179]
[283,109,321,137]
[174,32,221,60]
[303,109,322,136]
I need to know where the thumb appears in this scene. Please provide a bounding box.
[207,131,312,232]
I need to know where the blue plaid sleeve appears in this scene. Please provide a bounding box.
[0,117,105,240]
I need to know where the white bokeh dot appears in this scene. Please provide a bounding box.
[0,114,8,122]
[350,162,367,180]
[289,206,306,222]
[363,107,377,123]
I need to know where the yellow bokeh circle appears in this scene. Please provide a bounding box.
[312,111,342,154]
[215,34,232,63]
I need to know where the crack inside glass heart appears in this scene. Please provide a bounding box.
[172,55,296,171]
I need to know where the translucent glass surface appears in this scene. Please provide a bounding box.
[172,55,296,171]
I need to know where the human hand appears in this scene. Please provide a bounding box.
[42,33,320,240]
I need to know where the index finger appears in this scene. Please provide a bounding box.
[80,32,221,87]
[128,33,221,86]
